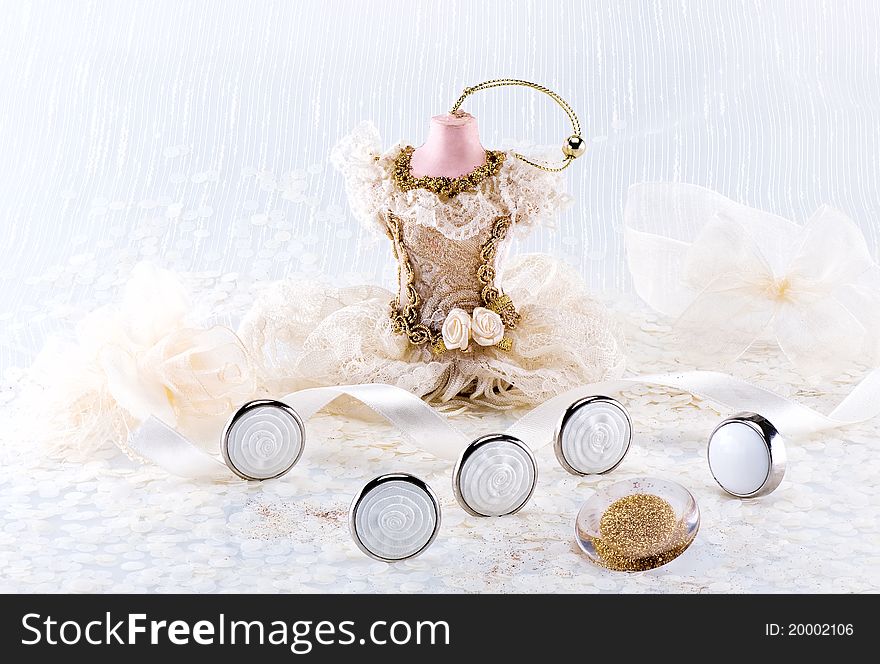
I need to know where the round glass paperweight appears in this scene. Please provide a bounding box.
[575,477,700,572]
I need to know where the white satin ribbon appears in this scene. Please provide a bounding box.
[132,417,230,480]
[280,384,470,457]
[129,383,469,478]
[507,370,880,447]
[129,369,880,480]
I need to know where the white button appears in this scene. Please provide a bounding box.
[555,396,632,475]
[454,435,537,517]
[708,421,771,496]
[349,474,440,562]
[222,400,305,481]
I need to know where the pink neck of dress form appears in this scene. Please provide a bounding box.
[409,112,487,178]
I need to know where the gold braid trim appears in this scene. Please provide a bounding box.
[386,212,443,351]
[386,212,519,354]
[392,146,505,198]
[477,217,521,329]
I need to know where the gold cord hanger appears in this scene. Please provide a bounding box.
[449,78,586,172]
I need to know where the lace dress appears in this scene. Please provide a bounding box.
[239,122,625,406]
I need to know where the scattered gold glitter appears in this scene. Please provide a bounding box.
[590,493,691,572]
[392,145,505,198]
[242,501,346,541]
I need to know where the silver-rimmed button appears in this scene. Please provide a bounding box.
[707,412,787,498]
[452,433,537,517]
[221,400,305,481]
[555,395,632,476]
[349,473,441,562]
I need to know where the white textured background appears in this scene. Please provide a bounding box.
[2,0,879,595]
[2,0,879,370]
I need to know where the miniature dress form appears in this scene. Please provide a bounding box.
[239,120,625,407]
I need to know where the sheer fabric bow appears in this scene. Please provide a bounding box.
[625,183,880,379]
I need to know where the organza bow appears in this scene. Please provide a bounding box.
[625,183,880,379]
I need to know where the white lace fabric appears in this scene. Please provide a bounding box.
[238,253,626,407]
[329,122,573,242]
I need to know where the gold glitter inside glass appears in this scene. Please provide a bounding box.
[575,478,700,572]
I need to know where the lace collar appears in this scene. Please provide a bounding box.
[391,146,506,197]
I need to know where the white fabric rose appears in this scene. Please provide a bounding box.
[471,307,505,346]
[442,308,471,351]
[103,326,256,440]
[78,263,257,448]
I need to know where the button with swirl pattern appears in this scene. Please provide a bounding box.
[221,400,306,481]
[554,396,632,476]
[349,473,441,562]
[453,434,538,517]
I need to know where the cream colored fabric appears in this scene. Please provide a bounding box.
[238,123,626,406]
[329,122,571,241]
[625,183,880,380]
[13,130,627,459]
[238,254,626,407]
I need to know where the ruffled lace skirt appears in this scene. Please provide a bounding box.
[239,253,626,407]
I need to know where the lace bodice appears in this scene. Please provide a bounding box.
[399,221,485,328]
[331,122,571,346]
